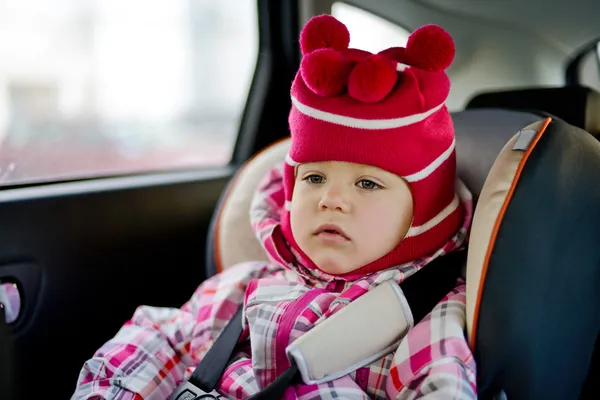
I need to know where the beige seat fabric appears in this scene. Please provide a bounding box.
[465,118,550,348]
[214,138,291,271]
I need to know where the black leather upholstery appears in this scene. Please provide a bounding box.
[467,86,600,136]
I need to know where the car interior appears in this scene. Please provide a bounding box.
[1,0,600,399]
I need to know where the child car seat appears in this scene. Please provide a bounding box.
[205,108,600,399]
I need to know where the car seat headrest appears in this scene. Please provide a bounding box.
[467,86,600,137]
[466,117,600,399]
[205,108,545,277]
[453,109,542,203]
[206,140,288,273]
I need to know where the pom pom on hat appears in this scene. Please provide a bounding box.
[300,14,350,55]
[301,48,353,97]
[406,25,455,71]
[348,54,398,103]
[297,17,455,104]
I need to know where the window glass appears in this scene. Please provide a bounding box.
[331,2,410,53]
[579,42,600,92]
[0,0,257,185]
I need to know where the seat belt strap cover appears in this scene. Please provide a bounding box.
[285,280,413,385]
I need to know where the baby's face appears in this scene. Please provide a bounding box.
[290,161,413,275]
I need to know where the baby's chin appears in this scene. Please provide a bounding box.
[313,256,360,276]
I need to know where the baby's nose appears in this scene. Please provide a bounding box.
[318,187,350,212]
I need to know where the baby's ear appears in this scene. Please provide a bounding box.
[299,14,350,55]
[406,25,455,71]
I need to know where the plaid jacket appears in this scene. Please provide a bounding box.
[73,163,476,399]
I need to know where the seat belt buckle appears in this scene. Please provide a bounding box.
[168,381,225,400]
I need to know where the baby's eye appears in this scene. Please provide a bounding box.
[304,174,325,184]
[357,179,381,190]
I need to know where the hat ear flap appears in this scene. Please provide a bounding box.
[406,25,455,71]
[300,14,350,55]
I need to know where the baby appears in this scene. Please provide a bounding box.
[73,15,476,400]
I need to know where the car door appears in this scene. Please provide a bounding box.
[0,1,299,399]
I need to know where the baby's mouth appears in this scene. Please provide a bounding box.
[314,224,350,241]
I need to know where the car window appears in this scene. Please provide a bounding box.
[579,42,600,91]
[331,2,410,52]
[0,0,257,186]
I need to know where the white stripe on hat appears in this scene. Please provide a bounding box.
[291,96,444,130]
[403,138,456,183]
[285,153,299,167]
[405,193,459,238]
[285,200,292,211]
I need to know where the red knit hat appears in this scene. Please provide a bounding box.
[281,15,463,277]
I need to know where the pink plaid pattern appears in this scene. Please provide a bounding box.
[73,163,476,399]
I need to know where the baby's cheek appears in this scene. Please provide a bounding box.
[289,205,305,239]
[360,210,390,239]
[359,214,401,256]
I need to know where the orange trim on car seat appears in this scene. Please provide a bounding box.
[469,118,552,351]
[214,136,291,273]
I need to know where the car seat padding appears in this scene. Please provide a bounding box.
[208,139,288,274]
[468,117,600,399]
[466,118,551,346]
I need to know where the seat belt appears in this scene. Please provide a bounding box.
[169,250,465,400]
